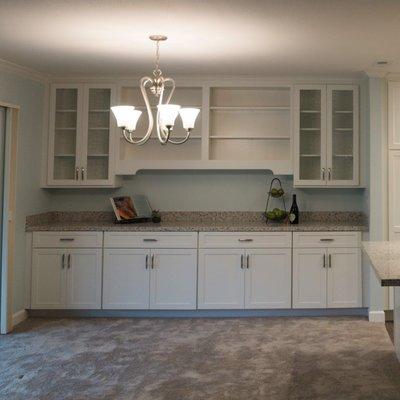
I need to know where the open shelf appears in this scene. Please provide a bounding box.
[210,135,290,140]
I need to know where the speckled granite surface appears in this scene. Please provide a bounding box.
[26,211,368,232]
[362,241,400,286]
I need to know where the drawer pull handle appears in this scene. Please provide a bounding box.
[61,254,65,269]
[67,254,71,269]
[323,254,326,268]
[60,238,75,242]
[246,254,250,269]
[145,254,149,269]
[328,254,332,268]
[151,254,155,269]
[240,254,244,269]
[320,238,334,242]
[238,239,253,242]
[143,239,157,242]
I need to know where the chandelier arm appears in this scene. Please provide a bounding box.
[167,130,191,145]
[156,85,170,143]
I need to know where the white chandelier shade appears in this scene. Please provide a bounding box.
[111,35,200,146]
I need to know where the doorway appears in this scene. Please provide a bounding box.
[0,104,19,334]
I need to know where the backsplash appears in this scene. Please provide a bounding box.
[44,172,367,213]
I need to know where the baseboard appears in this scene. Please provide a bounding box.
[368,310,385,323]
[28,308,369,319]
[12,309,28,327]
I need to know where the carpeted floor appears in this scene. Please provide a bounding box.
[1,317,400,400]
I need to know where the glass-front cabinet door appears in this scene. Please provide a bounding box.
[47,84,116,187]
[327,85,359,186]
[294,85,326,186]
[81,85,115,185]
[48,84,83,185]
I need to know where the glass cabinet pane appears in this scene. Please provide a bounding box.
[53,88,78,180]
[331,90,354,181]
[299,90,322,180]
[86,88,110,180]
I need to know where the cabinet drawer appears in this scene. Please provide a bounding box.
[33,232,103,248]
[293,232,360,248]
[199,232,292,248]
[104,232,198,248]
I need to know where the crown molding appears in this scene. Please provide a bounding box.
[364,69,389,78]
[0,58,49,83]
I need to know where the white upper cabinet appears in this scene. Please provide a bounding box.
[388,82,400,149]
[389,151,400,241]
[46,83,118,187]
[294,84,359,187]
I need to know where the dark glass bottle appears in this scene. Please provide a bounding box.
[289,194,299,224]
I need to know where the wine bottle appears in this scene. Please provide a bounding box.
[289,194,299,224]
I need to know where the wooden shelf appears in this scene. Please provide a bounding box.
[333,154,353,157]
[334,110,353,114]
[300,128,320,132]
[300,110,320,114]
[334,128,353,131]
[300,154,321,157]
[54,154,75,157]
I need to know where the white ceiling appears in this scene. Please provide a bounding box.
[1,0,400,78]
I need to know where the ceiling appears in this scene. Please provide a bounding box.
[1,0,400,78]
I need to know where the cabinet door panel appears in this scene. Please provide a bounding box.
[327,85,359,186]
[150,249,197,310]
[389,151,400,240]
[388,82,400,149]
[66,249,102,309]
[245,249,291,309]
[198,249,244,309]
[293,248,327,308]
[327,248,361,308]
[31,249,66,309]
[103,249,150,309]
[48,84,83,186]
[81,84,116,186]
[294,85,327,186]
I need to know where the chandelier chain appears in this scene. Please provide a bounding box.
[153,40,162,78]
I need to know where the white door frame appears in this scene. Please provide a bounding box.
[0,101,19,334]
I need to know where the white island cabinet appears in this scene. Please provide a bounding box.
[198,232,292,309]
[103,232,197,310]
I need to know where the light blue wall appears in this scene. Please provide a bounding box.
[0,66,49,312]
[47,172,366,212]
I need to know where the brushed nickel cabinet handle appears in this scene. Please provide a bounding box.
[75,167,79,180]
[322,168,326,180]
[323,254,326,268]
[81,167,85,180]
[67,254,71,269]
[320,238,334,242]
[238,239,253,242]
[328,168,332,180]
[145,254,149,269]
[151,254,155,269]
[143,238,157,242]
[240,254,244,269]
[60,238,75,242]
[328,254,332,268]
[61,254,65,269]
[246,254,250,269]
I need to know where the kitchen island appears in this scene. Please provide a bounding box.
[362,241,400,360]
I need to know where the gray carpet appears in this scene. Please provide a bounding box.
[1,317,400,400]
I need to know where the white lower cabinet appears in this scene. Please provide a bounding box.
[245,249,292,309]
[103,249,150,309]
[198,248,291,309]
[31,248,102,309]
[198,249,245,309]
[103,248,197,310]
[293,247,361,309]
[32,249,66,309]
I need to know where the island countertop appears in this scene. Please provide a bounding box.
[26,211,368,233]
[362,241,400,286]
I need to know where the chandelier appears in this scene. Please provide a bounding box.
[111,35,200,145]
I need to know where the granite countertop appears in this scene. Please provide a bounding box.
[26,211,368,233]
[362,241,400,286]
